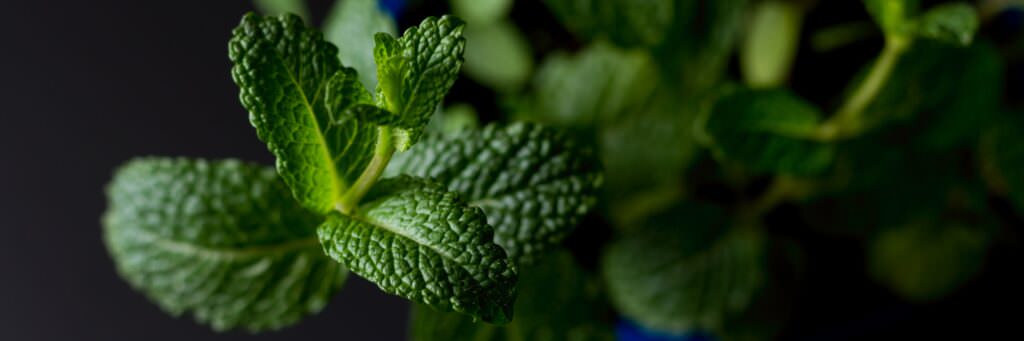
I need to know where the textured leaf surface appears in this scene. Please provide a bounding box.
[869,221,989,301]
[914,2,978,46]
[103,158,346,332]
[410,250,614,341]
[318,176,517,323]
[603,204,766,333]
[229,13,379,214]
[385,123,603,264]
[374,15,466,150]
[324,0,396,90]
[702,88,834,175]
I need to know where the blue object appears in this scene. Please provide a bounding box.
[615,319,718,341]
[379,0,408,20]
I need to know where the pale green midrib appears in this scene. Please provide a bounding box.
[125,227,321,261]
[271,50,345,197]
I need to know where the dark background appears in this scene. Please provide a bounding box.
[1,0,1022,340]
[0,0,410,340]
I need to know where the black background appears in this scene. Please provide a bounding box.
[2,0,1022,340]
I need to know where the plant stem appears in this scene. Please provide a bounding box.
[336,127,395,214]
[817,36,909,140]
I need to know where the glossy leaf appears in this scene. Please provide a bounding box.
[103,158,346,332]
[386,123,603,264]
[318,176,517,323]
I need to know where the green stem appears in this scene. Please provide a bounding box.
[336,126,395,214]
[817,36,909,140]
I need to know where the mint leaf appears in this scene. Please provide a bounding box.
[317,176,517,323]
[701,88,834,175]
[740,0,803,88]
[103,158,346,332]
[913,2,978,46]
[410,250,614,341]
[324,0,397,91]
[385,123,603,264]
[229,13,383,214]
[373,15,466,150]
[864,0,918,38]
[869,220,989,301]
[527,41,656,126]
[452,0,513,23]
[918,42,1003,149]
[462,20,533,92]
[602,203,766,333]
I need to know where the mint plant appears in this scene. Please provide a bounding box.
[104,0,1021,338]
[103,10,600,332]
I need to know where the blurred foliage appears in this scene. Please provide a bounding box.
[257,0,1023,339]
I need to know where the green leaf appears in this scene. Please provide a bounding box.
[324,0,397,91]
[462,20,534,92]
[913,2,978,46]
[869,220,989,301]
[103,158,347,332]
[318,176,518,323]
[452,0,513,23]
[544,0,674,47]
[385,123,603,264]
[863,0,918,37]
[410,250,614,341]
[982,114,1024,213]
[374,15,467,150]
[602,203,766,333]
[526,41,656,126]
[701,88,835,175]
[654,0,747,92]
[918,41,1003,149]
[229,13,382,214]
[253,0,310,22]
[740,1,804,88]
[426,103,479,136]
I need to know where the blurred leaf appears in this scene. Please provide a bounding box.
[918,41,1004,149]
[869,220,989,301]
[741,1,804,88]
[811,21,878,52]
[600,87,707,200]
[427,103,479,136]
[602,203,766,334]
[410,250,614,341]
[656,0,748,92]
[982,113,1024,213]
[463,20,534,92]
[526,41,656,126]
[914,2,979,46]
[863,0,918,37]
[701,89,834,176]
[324,0,397,91]
[451,0,513,23]
[253,0,310,22]
[544,0,674,47]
